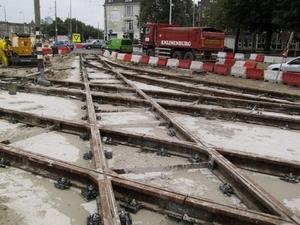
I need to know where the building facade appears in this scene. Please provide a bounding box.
[104,0,140,41]
[0,21,35,36]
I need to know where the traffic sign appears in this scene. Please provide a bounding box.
[109,29,113,34]
[72,33,81,43]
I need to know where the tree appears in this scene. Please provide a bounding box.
[41,17,103,42]
[206,0,279,52]
[272,0,300,32]
[139,0,194,27]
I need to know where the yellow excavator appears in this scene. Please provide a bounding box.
[8,33,38,66]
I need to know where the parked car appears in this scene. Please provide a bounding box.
[101,38,133,54]
[267,56,300,73]
[83,39,107,49]
[51,40,75,50]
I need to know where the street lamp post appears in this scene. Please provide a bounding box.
[0,5,7,34]
[97,22,99,39]
[19,12,25,32]
[192,1,195,27]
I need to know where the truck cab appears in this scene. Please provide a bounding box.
[142,23,179,56]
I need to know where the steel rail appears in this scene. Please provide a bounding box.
[16,84,300,130]
[79,55,120,224]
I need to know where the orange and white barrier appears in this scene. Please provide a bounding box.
[101,51,300,88]
[148,56,159,66]
[264,70,283,83]
[230,66,247,78]
[166,59,179,68]
[130,55,142,64]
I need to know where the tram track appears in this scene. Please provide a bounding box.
[0,53,299,224]
[97,58,300,103]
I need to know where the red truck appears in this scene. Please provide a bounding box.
[142,22,225,61]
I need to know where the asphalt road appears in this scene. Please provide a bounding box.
[73,47,143,55]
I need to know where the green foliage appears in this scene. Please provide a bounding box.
[41,17,103,41]
[272,0,300,32]
[205,0,300,51]
[139,0,195,27]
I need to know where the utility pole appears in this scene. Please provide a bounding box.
[70,0,72,35]
[55,1,57,42]
[33,0,44,77]
[169,0,172,24]
[97,22,99,39]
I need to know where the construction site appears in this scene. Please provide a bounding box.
[0,50,300,225]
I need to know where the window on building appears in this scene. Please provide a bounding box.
[125,6,133,16]
[125,20,133,31]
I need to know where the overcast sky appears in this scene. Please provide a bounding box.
[0,0,105,29]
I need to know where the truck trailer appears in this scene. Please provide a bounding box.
[142,23,225,61]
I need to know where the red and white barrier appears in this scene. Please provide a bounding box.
[231,66,247,78]
[263,56,275,64]
[178,60,191,69]
[233,60,245,67]
[190,61,203,70]
[116,53,125,61]
[234,53,245,61]
[217,52,226,59]
[148,56,159,66]
[131,55,142,64]
[249,54,257,61]
[100,51,299,88]
[166,58,179,68]
[216,58,225,64]
[264,70,283,83]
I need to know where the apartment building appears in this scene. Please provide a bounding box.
[104,0,141,41]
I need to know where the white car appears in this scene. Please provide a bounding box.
[267,56,300,73]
